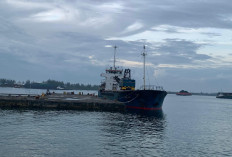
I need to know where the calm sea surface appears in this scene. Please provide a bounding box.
[0,88,232,157]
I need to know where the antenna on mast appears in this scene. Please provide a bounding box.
[141,45,147,90]
[113,45,117,69]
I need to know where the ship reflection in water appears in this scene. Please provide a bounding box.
[0,109,167,157]
[126,108,164,117]
[98,111,166,156]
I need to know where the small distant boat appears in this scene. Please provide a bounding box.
[57,86,64,90]
[176,90,192,96]
[216,92,232,99]
[14,84,23,88]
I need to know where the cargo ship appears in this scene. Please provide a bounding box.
[176,90,192,96]
[216,92,232,99]
[98,46,167,112]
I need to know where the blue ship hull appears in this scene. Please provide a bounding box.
[98,90,167,112]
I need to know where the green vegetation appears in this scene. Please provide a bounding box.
[0,79,16,87]
[0,79,99,90]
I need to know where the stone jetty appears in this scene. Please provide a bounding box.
[0,93,126,112]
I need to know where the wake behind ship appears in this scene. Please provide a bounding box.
[98,46,167,113]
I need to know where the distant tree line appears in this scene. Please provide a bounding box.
[0,79,99,90]
[0,79,16,87]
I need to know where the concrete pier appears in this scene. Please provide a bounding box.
[0,93,126,112]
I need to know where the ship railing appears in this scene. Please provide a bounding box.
[139,85,164,91]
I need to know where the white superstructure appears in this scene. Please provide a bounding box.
[100,67,124,91]
[100,45,136,91]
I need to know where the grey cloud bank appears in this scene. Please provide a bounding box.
[0,0,232,92]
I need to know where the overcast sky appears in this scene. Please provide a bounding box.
[1,0,232,92]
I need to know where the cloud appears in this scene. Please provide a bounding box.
[130,0,232,29]
[117,59,153,68]
[148,39,211,65]
[6,0,48,8]
[0,0,232,92]
[121,22,144,35]
[29,9,71,22]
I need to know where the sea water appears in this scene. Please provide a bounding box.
[0,89,232,157]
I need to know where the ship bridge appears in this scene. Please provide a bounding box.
[100,67,124,91]
[105,67,123,74]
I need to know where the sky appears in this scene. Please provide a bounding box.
[1,0,232,92]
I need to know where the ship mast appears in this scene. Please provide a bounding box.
[142,45,147,90]
[113,45,117,69]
